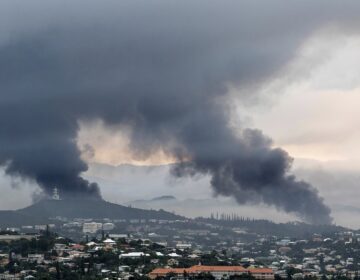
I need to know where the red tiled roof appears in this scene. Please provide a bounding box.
[149,265,273,276]
[150,268,187,275]
[189,265,247,272]
[248,268,273,274]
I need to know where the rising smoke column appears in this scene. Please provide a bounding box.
[1,0,360,221]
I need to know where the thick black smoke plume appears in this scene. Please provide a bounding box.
[1,0,360,221]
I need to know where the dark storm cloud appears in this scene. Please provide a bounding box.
[1,0,360,221]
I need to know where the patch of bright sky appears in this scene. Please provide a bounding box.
[77,120,177,166]
[236,32,360,164]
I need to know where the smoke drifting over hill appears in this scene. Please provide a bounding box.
[1,0,360,222]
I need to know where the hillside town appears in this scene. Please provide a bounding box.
[0,216,360,280]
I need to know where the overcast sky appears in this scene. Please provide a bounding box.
[1,1,360,227]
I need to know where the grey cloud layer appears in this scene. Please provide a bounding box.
[1,0,359,222]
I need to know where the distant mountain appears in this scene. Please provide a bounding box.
[0,199,184,227]
[151,195,176,201]
[130,195,177,204]
[131,195,177,204]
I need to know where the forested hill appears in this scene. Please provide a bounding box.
[196,217,347,238]
[18,199,183,220]
[0,199,183,227]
